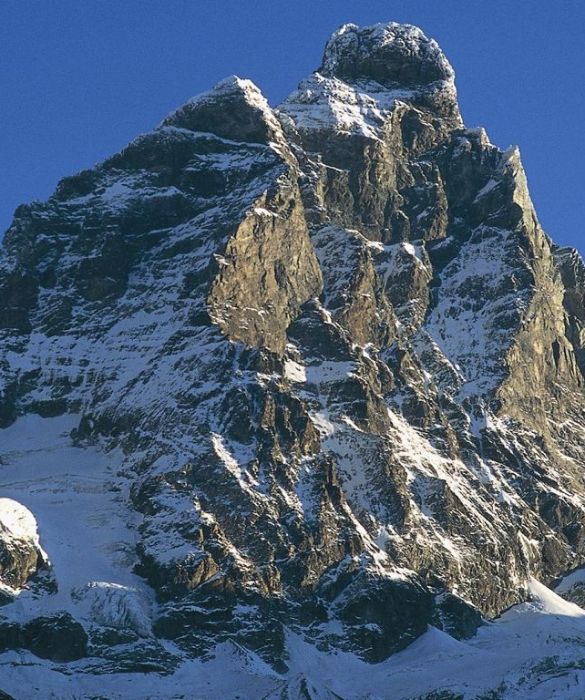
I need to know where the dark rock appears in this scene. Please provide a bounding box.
[23,613,88,661]
[334,574,433,661]
[161,76,283,146]
[431,591,483,639]
[0,622,22,652]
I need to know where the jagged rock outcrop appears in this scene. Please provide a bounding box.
[2,19,585,691]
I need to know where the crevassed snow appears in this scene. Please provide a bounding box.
[72,581,153,638]
[0,414,153,626]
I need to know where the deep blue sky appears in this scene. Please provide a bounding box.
[1,1,584,252]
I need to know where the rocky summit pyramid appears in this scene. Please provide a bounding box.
[2,21,585,699]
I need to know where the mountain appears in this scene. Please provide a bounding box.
[2,20,585,699]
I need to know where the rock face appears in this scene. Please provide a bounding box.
[2,19,585,684]
[0,612,88,661]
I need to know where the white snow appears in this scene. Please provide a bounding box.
[211,432,258,490]
[474,177,499,201]
[0,419,583,697]
[320,22,454,83]
[0,414,153,626]
[72,581,153,638]
[528,577,585,617]
[284,358,307,383]
[3,576,585,698]
[280,73,418,141]
[253,206,279,217]
[279,21,461,140]
[423,224,530,394]
[309,411,336,438]
[0,498,40,549]
[556,566,585,595]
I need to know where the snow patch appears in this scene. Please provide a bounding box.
[0,498,40,550]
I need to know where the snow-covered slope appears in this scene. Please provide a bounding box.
[3,576,585,699]
[0,415,151,627]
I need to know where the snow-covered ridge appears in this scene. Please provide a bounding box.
[279,73,423,140]
[279,21,462,139]
[159,74,289,150]
[160,75,273,128]
[155,21,462,145]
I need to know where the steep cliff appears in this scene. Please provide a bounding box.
[2,20,585,699]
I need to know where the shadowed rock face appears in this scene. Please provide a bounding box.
[1,612,88,661]
[2,19,585,674]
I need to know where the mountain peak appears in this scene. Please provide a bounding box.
[319,22,455,88]
[279,21,461,143]
[160,75,285,145]
[3,18,585,698]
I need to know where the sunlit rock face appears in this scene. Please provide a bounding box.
[2,19,585,694]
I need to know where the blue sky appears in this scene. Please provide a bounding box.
[1,1,584,252]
